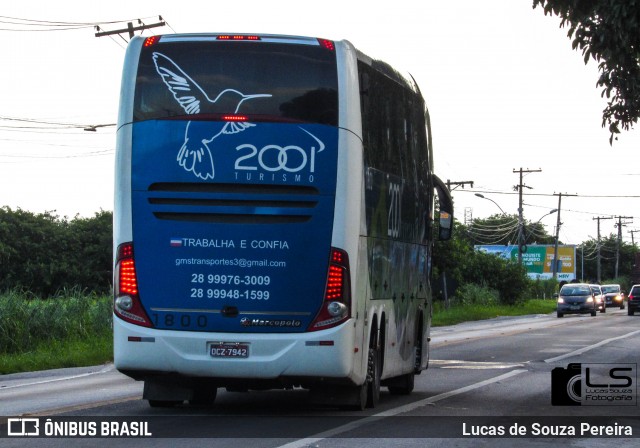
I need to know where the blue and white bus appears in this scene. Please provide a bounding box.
[113,33,453,410]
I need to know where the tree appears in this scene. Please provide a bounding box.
[579,233,637,282]
[433,218,533,304]
[533,0,640,143]
[0,207,112,296]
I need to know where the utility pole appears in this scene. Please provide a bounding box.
[551,192,576,279]
[95,17,166,39]
[464,207,473,226]
[614,216,633,278]
[513,168,541,265]
[446,180,474,191]
[630,229,640,246]
[593,216,613,283]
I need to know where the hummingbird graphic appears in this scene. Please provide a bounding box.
[152,52,272,180]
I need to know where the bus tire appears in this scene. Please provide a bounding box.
[339,383,367,411]
[366,346,381,408]
[148,400,181,408]
[387,372,414,395]
[189,385,218,407]
[414,313,426,374]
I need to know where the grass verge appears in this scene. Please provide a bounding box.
[432,299,557,327]
[0,290,113,374]
[0,334,113,375]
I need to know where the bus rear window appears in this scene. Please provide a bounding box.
[134,41,338,126]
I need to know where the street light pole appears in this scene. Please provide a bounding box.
[474,193,506,215]
[551,192,576,279]
[513,168,541,266]
[524,208,558,242]
[552,195,562,279]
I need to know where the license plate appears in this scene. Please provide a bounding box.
[210,343,249,358]
[570,305,580,310]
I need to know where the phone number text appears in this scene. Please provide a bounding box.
[190,288,270,300]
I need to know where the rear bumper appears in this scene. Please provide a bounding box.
[557,303,595,315]
[113,315,361,385]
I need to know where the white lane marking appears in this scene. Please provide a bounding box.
[0,365,113,391]
[431,360,525,369]
[274,368,528,448]
[544,329,640,363]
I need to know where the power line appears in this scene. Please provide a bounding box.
[95,17,166,40]
[0,149,113,161]
[0,15,161,32]
[0,116,115,132]
[470,189,640,199]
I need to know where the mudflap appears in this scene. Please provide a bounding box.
[144,378,194,403]
[309,383,367,411]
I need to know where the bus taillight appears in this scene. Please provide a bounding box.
[317,39,335,51]
[143,36,159,47]
[217,35,261,41]
[114,242,153,327]
[309,247,351,331]
[223,114,248,122]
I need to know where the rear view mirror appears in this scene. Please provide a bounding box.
[439,211,453,241]
[433,175,453,241]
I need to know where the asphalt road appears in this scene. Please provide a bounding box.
[1,306,639,447]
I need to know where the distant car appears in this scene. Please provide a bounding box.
[556,283,597,318]
[628,284,640,316]
[601,284,625,309]
[590,284,606,313]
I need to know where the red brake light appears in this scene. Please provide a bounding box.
[309,247,351,331]
[223,114,248,122]
[217,35,261,41]
[118,260,138,295]
[326,265,344,300]
[318,39,335,51]
[115,242,152,327]
[144,36,159,47]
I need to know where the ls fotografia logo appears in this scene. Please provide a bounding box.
[551,362,637,406]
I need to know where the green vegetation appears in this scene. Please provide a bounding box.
[0,290,112,374]
[0,207,112,297]
[432,299,557,327]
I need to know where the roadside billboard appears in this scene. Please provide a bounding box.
[475,245,576,282]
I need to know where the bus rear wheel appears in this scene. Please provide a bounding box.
[387,372,415,395]
[189,385,218,407]
[366,346,381,408]
[148,400,181,408]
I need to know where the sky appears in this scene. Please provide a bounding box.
[0,0,638,246]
